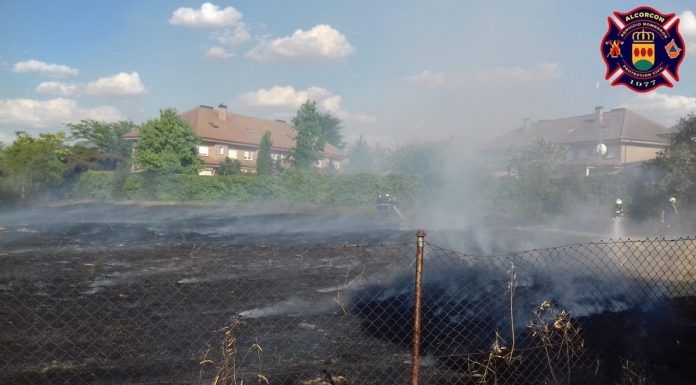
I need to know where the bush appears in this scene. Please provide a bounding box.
[72,171,426,208]
[72,170,116,200]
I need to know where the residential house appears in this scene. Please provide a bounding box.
[483,106,675,175]
[125,104,345,175]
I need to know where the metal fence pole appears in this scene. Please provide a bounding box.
[412,229,426,385]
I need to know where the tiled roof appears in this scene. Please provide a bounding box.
[486,108,674,150]
[125,106,345,158]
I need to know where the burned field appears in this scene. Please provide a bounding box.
[1,203,696,385]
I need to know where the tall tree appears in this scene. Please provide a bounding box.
[387,142,444,176]
[0,131,68,200]
[290,101,325,170]
[67,120,135,161]
[256,130,273,176]
[66,119,136,173]
[134,108,202,174]
[506,138,568,216]
[651,113,696,204]
[347,135,374,173]
[318,112,343,149]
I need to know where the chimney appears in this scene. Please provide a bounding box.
[218,103,227,121]
[594,106,604,127]
[523,118,530,133]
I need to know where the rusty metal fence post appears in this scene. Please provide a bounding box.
[412,230,426,385]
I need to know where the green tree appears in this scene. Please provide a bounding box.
[505,138,568,216]
[256,130,273,176]
[319,112,343,149]
[651,113,696,204]
[387,142,444,176]
[347,135,374,173]
[67,119,135,167]
[217,158,242,176]
[290,101,325,170]
[134,108,202,174]
[0,131,68,200]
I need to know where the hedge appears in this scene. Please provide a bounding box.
[72,170,427,208]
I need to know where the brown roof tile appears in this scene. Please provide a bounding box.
[125,106,345,158]
[485,108,673,151]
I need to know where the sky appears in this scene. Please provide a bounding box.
[0,0,695,148]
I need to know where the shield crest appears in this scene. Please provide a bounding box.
[631,29,655,71]
[632,43,655,70]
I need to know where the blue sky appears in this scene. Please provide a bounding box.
[0,0,694,146]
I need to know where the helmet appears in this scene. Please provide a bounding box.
[615,198,623,205]
[669,196,677,203]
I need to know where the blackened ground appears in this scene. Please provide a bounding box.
[352,274,696,385]
[0,203,420,385]
[2,203,693,385]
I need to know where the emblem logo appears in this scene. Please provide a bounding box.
[601,6,685,92]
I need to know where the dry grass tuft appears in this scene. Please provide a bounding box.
[528,300,585,385]
[199,317,268,385]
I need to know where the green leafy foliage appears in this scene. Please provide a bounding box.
[217,158,242,176]
[0,131,68,200]
[503,138,569,217]
[67,119,135,169]
[290,101,325,170]
[74,170,424,207]
[318,111,343,149]
[387,142,445,180]
[651,113,696,204]
[134,108,202,175]
[72,170,116,200]
[256,130,273,176]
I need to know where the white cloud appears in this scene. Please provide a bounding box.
[12,59,78,77]
[679,10,696,54]
[621,92,696,125]
[239,86,332,108]
[84,72,146,96]
[404,62,562,88]
[35,81,79,97]
[205,46,234,59]
[246,24,355,61]
[169,2,242,28]
[0,98,124,128]
[212,24,250,46]
[237,85,375,124]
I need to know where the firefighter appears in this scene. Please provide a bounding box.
[375,193,388,216]
[661,196,679,230]
[614,198,624,218]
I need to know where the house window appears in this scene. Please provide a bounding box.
[198,146,209,156]
[219,146,225,155]
[271,153,278,161]
[244,151,253,160]
[228,149,238,159]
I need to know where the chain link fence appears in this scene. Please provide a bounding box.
[1,236,695,384]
